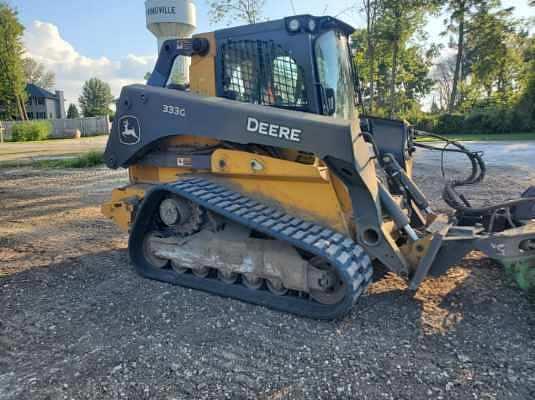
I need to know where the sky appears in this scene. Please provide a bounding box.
[7,0,534,107]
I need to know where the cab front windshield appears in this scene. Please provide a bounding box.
[314,31,356,121]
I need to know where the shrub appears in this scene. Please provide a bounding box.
[11,121,52,142]
[412,113,439,132]
[34,151,104,169]
[406,108,530,135]
[464,107,514,133]
[69,151,104,168]
[435,113,465,134]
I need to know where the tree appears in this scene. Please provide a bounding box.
[356,0,438,117]
[464,4,519,100]
[430,97,440,113]
[0,3,27,120]
[67,103,80,119]
[78,78,114,117]
[441,0,500,111]
[443,0,467,111]
[511,29,534,130]
[431,52,456,110]
[23,57,55,90]
[360,0,380,113]
[208,0,266,25]
[381,0,440,116]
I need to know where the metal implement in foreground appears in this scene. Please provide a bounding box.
[102,15,535,319]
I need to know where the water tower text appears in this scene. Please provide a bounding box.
[147,6,177,16]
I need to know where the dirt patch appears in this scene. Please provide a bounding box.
[0,162,534,400]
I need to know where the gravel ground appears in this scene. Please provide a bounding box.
[1,160,534,400]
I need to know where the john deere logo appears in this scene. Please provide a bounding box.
[118,116,141,145]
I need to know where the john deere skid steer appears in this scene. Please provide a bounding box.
[102,15,535,319]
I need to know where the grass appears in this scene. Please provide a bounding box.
[3,134,108,144]
[415,132,535,142]
[34,151,104,169]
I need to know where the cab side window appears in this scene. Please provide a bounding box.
[221,40,308,111]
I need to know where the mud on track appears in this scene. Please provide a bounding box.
[0,163,534,400]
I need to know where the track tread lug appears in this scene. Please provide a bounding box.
[310,225,322,234]
[225,204,241,212]
[313,239,330,251]
[292,230,307,240]
[272,223,286,232]
[289,218,302,227]
[303,234,319,246]
[207,196,223,204]
[252,204,267,212]
[234,208,249,217]
[280,215,293,223]
[183,185,198,193]
[271,211,285,219]
[243,212,258,219]
[321,229,334,239]
[261,219,277,228]
[282,227,298,236]
[331,233,344,243]
[326,244,341,257]
[298,222,313,231]
[336,251,351,265]
[252,215,268,224]
[199,193,217,201]
[261,207,276,216]
[342,238,354,249]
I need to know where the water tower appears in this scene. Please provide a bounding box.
[145,0,197,84]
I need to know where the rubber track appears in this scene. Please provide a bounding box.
[129,177,374,320]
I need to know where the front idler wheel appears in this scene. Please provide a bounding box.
[308,257,346,305]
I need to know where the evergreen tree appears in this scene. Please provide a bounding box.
[67,103,80,119]
[78,78,114,117]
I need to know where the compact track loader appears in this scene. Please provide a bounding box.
[102,15,535,319]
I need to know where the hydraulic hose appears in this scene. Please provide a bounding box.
[413,130,535,218]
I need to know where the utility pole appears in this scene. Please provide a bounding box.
[289,0,297,14]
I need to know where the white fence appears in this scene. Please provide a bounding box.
[0,117,111,140]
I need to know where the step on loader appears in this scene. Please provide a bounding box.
[102,15,535,319]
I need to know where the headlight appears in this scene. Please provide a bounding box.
[288,18,301,32]
[307,18,317,32]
